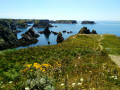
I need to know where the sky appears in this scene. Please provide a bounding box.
[0,0,120,21]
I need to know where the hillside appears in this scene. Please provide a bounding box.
[0,34,120,89]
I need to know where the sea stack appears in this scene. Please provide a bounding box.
[56,32,64,43]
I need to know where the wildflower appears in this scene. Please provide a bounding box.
[30,69,33,71]
[80,78,84,82]
[61,83,64,86]
[110,76,115,78]
[77,83,82,85]
[72,83,76,87]
[9,81,12,84]
[114,76,118,80]
[25,87,30,90]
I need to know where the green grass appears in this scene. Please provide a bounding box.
[101,34,120,55]
[0,34,120,89]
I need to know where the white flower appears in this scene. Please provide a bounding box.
[60,83,64,86]
[111,76,115,78]
[9,81,12,84]
[80,78,84,82]
[25,87,30,90]
[77,83,82,85]
[114,76,118,80]
[72,83,76,87]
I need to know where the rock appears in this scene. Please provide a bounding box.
[12,30,21,33]
[44,25,51,34]
[78,27,90,34]
[38,31,44,34]
[69,31,72,33]
[38,25,51,35]
[62,30,66,33]
[56,32,64,43]
[91,30,97,34]
[81,21,96,24]
[25,27,39,38]
[67,32,70,34]
[48,41,50,45]
[78,27,97,34]
[51,31,58,35]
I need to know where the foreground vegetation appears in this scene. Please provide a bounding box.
[0,34,120,89]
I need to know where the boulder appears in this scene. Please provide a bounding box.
[56,32,64,43]
[91,30,97,34]
[62,30,66,33]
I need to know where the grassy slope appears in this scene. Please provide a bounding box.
[0,34,120,89]
[101,34,120,55]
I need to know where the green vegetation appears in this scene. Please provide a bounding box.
[0,34,120,89]
[101,34,120,55]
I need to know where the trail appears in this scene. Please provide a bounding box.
[109,55,120,68]
[98,35,104,50]
[98,35,120,68]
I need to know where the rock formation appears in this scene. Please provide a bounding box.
[78,27,97,34]
[38,25,51,34]
[78,27,90,34]
[91,30,97,34]
[56,32,64,43]
[81,21,96,24]
[51,31,58,35]
[0,25,39,50]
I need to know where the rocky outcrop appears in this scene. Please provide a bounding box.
[91,30,97,34]
[38,25,51,34]
[0,25,39,50]
[78,27,97,34]
[0,19,17,30]
[78,27,90,34]
[81,21,96,24]
[62,30,66,33]
[25,27,39,38]
[56,32,64,43]
[51,31,58,35]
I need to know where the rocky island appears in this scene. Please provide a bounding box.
[50,20,77,24]
[81,21,96,24]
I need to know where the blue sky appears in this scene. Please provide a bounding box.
[0,0,120,21]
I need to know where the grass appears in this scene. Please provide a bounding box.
[101,34,120,55]
[0,34,120,89]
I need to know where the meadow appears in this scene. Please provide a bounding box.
[0,34,120,90]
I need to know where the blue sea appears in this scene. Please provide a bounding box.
[17,21,120,49]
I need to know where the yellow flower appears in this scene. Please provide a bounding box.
[30,69,33,71]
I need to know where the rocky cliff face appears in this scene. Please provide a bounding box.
[0,24,39,50]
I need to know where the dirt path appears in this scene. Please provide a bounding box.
[98,35,120,68]
[98,35,104,50]
[109,55,120,68]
